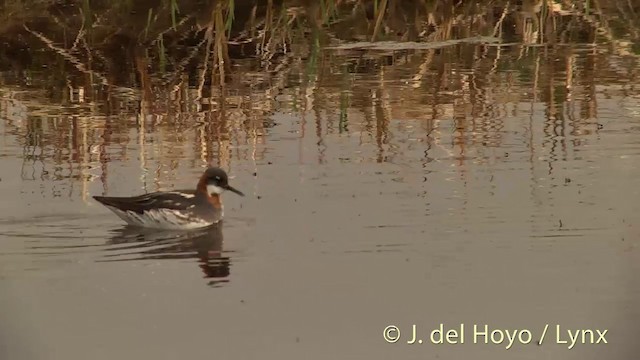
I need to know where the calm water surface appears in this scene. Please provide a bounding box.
[1,3,640,359]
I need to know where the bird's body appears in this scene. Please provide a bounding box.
[93,167,243,230]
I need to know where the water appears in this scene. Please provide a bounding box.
[1,1,640,359]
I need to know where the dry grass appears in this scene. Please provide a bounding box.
[2,0,640,191]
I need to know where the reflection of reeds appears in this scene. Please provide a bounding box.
[2,0,640,196]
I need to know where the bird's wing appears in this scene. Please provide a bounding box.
[93,191,198,213]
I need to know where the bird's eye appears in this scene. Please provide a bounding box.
[215,176,221,180]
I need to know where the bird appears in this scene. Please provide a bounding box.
[93,167,244,230]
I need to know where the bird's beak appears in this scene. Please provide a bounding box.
[224,184,244,196]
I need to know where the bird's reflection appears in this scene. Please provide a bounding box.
[103,223,231,287]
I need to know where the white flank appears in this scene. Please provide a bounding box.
[106,206,215,230]
[168,192,195,199]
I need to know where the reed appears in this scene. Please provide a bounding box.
[3,0,640,188]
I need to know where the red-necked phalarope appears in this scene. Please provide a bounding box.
[93,167,244,230]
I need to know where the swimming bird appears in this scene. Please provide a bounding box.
[93,167,244,230]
